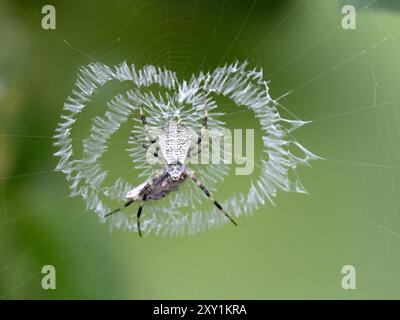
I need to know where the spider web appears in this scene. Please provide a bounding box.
[1,0,400,298]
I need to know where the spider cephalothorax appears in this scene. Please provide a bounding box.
[105,105,237,237]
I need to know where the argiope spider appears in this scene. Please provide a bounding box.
[105,103,237,237]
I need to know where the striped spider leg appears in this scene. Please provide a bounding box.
[130,104,160,158]
[187,94,209,159]
[187,169,237,226]
[105,169,167,237]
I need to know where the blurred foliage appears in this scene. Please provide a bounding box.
[1,0,400,299]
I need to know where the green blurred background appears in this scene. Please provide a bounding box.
[1,0,400,299]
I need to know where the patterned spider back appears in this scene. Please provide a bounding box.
[159,121,193,165]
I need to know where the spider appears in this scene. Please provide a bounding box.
[105,104,237,236]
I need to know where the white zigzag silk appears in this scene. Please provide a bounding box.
[54,61,320,236]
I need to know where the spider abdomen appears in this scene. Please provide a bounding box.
[146,175,187,200]
[126,172,187,201]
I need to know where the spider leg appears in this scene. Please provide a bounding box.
[130,133,150,150]
[139,105,156,143]
[187,145,199,159]
[187,95,209,159]
[136,201,144,237]
[130,131,159,158]
[197,94,208,145]
[134,170,167,237]
[105,198,134,218]
[188,171,237,226]
[105,169,165,220]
